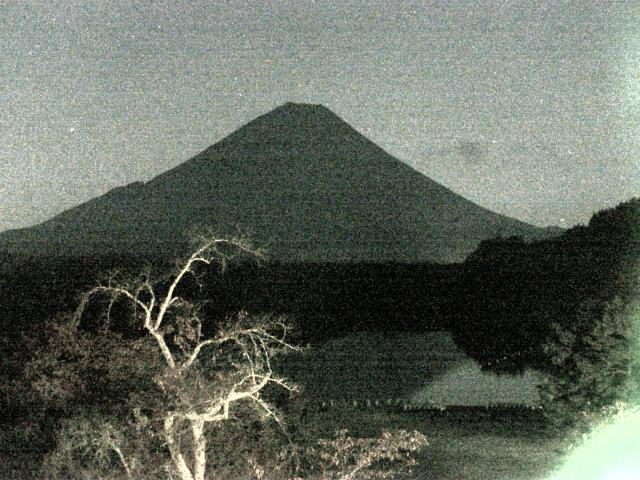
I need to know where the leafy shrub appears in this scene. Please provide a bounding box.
[539,296,640,432]
[306,428,428,480]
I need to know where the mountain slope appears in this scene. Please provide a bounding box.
[0,102,559,263]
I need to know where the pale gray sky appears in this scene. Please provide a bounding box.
[1,0,639,231]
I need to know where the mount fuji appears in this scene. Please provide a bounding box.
[0,102,559,263]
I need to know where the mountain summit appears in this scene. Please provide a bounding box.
[0,102,558,262]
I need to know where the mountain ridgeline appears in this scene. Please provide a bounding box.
[0,102,557,263]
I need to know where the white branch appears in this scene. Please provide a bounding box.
[108,441,133,480]
[164,415,195,480]
[181,338,225,370]
[71,234,298,480]
[192,419,206,480]
[155,246,212,332]
[150,330,176,369]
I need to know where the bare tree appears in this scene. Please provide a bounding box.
[71,234,299,480]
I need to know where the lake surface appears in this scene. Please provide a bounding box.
[277,331,542,406]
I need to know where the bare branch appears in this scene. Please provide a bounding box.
[154,236,259,332]
[164,415,195,480]
[73,285,151,329]
[150,330,177,369]
[65,233,298,480]
[181,338,223,370]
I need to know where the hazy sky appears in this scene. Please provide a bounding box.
[1,0,639,232]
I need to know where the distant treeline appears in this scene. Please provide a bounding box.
[0,252,460,382]
[0,198,638,382]
[453,197,640,372]
[200,261,461,340]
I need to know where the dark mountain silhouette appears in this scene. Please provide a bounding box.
[0,102,560,263]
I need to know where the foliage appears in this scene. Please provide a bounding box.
[31,328,430,479]
[306,428,428,480]
[544,402,640,480]
[538,296,640,431]
[41,411,146,480]
[26,320,160,413]
[453,197,640,373]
